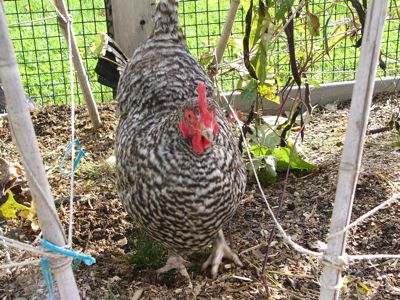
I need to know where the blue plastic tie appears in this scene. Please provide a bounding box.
[40,257,55,300]
[60,139,85,176]
[39,241,95,298]
[40,239,96,266]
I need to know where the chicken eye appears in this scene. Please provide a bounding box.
[185,110,195,120]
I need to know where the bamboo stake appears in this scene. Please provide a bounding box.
[319,1,389,299]
[0,2,80,299]
[53,0,102,130]
[214,0,241,65]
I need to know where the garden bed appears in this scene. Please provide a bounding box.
[0,92,399,299]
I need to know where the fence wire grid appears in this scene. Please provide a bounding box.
[3,0,112,106]
[2,0,400,106]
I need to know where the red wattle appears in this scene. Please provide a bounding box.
[192,134,204,153]
[202,137,210,149]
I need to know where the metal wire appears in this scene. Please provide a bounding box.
[3,0,112,105]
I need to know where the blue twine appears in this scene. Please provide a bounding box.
[40,240,96,266]
[40,240,96,298]
[60,139,85,176]
[41,258,55,300]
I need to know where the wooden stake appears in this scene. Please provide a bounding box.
[319,1,389,299]
[0,2,80,299]
[53,0,102,130]
[214,0,241,65]
[110,0,155,56]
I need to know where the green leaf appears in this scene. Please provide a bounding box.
[307,78,321,88]
[18,201,39,231]
[0,190,30,219]
[330,23,347,49]
[230,37,244,51]
[246,155,277,185]
[271,146,317,172]
[357,281,373,293]
[342,275,353,289]
[257,125,281,150]
[236,78,244,90]
[261,24,274,50]
[240,79,258,103]
[323,14,333,55]
[246,156,264,175]
[249,144,269,157]
[252,44,268,82]
[250,4,269,48]
[89,33,106,56]
[306,12,320,37]
[199,52,214,68]
[261,156,278,184]
[276,0,295,19]
[258,82,279,104]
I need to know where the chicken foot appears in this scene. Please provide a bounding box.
[202,230,243,278]
[157,253,192,288]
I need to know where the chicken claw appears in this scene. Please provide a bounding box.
[157,253,193,288]
[202,230,243,278]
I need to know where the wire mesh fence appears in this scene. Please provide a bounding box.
[179,0,245,91]
[2,0,400,106]
[3,0,113,106]
[298,0,400,83]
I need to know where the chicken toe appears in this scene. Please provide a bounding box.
[157,254,192,288]
[202,230,243,278]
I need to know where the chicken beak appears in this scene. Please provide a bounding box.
[202,127,214,142]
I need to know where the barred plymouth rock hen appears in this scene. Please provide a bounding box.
[116,0,246,280]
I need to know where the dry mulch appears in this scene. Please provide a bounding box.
[0,93,399,299]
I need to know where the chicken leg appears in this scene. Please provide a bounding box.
[157,252,193,288]
[202,230,243,278]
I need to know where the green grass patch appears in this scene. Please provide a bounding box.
[76,159,115,182]
[128,232,166,270]
[4,0,113,105]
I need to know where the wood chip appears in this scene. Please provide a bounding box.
[131,288,143,300]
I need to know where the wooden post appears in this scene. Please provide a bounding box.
[110,0,155,56]
[53,0,102,130]
[319,1,389,299]
[0,2,80,299]
[214,0,241,65]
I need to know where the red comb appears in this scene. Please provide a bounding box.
[197,82,213,128]
[197,82,208,113]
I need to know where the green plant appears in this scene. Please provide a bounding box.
[128,232,166,270]
[208,0,385,181]
[77,159,115,181]
[245,122,316,184]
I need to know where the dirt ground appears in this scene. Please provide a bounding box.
[0,92,399,299]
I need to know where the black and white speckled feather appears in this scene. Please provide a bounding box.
[116,0,246,255]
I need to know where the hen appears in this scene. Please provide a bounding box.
[116,0,246,280]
